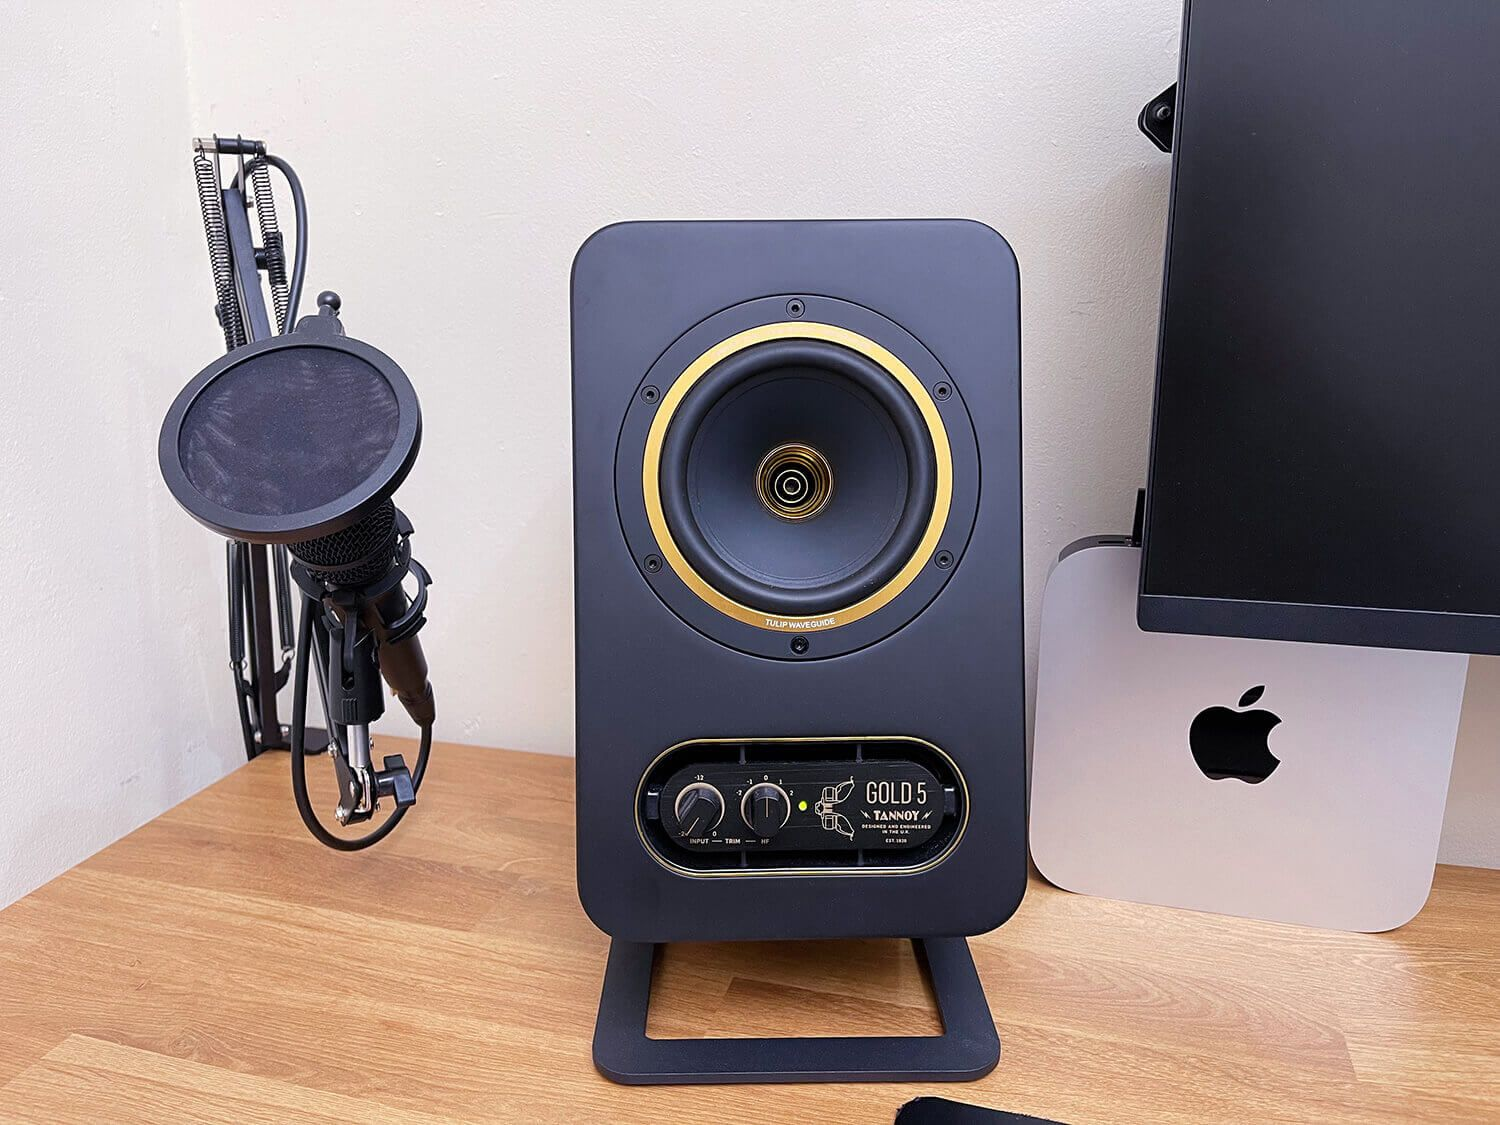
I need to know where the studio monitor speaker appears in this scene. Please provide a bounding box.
[570,220,1025,950]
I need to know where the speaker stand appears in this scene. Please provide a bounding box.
[591,936,999,1085]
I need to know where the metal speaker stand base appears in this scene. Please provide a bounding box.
[592,936,999,1085]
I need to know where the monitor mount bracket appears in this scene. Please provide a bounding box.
[1139,84,1177,152]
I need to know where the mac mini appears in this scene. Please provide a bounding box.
[1029,540,1469,932]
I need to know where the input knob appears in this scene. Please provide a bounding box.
[741,782,791,838]
[672,783,724,837]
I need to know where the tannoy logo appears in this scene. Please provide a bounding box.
[765,616,837,631]
[871,809,921,822]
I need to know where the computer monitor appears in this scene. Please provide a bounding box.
[1138,0,1500,656]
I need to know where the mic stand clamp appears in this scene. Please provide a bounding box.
[330,737,416,826]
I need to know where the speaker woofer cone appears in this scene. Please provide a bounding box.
[645,324,952,626]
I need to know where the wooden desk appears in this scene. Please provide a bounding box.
[1,741,1496,1124]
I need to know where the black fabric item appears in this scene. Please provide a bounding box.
[896,1098,1069,1125]
[179,345,399,516]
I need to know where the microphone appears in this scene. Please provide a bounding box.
[160,138,437,850]
[291,498,435,729]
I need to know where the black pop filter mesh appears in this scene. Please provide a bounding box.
[178,346,400,517]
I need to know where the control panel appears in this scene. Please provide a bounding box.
[637,738,966,874]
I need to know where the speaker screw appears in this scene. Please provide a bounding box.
[934,382,952,400]
[935,550,954,569]
[641,385,661,404]
[645,554,662,573]
[786,299,805,318]
[790,636,810,655]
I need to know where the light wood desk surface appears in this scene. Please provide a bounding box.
[1,740,1496,1124]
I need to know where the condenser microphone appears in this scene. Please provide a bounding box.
[290,497,435,729]
[161,282,437,850]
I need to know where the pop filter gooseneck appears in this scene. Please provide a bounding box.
[162,138,436,850]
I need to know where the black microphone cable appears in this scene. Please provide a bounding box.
[225,141,307,334]
[234,151,308,332]
[289,590,433,851]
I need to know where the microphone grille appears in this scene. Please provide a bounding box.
[290,500,398,586]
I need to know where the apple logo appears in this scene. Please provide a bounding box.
[1189,685,1283,783]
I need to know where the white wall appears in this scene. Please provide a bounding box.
[0,1,245,906]
[1,1,1493,905]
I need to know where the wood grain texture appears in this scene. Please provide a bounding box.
[0,740,1495,1124]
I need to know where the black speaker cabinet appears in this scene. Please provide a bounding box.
[572,217,1025,959]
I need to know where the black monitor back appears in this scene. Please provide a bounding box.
[1139,0,1500,654]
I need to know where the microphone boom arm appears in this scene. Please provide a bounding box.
[190,136,313,761]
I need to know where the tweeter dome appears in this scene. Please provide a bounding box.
[572,219,1025,958]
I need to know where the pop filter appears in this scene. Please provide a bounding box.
[158,321,421,545]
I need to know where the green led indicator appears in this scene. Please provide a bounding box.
[797,800,808,812]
